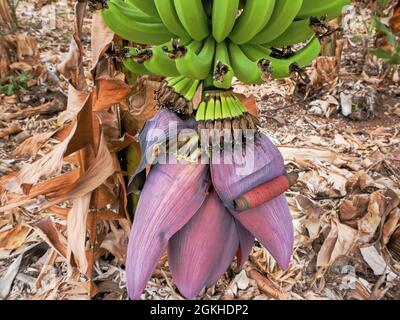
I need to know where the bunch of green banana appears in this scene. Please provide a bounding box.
[156,76,201,114]
[195,91,259,144]
[102,0,350,130]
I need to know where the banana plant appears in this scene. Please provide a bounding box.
[101,0,350,299]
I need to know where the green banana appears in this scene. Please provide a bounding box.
[184,80,201,101]
[101,2,173,45]
[154,0,190,39]
[232,95,247,113]
[288,37,321,68]
[141,45,180,77]
[213,41,234,89]
[296,0,350,21]
[214,98,223,120]
[230,0,276,45]
[266,19,314,47]
[173,0,210,41]
[226,96,242,118]
[110,0,160,23]
[239,43,292,78]
[212,0,240,43]
[228,41,265,84]
[166,76,185,87]
[220,96,232,118]
[205,97,215,121]
[250,0,303,45]
[123,58,154,75]
[176,37,216,80]
[196,101,207,121]
[172,77,193,95]
[126,0,160,18]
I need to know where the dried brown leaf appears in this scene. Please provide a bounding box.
[12,131,54,158]
[317,219,358,268]
[0,224,30,250]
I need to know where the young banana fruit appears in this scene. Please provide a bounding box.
[296,0,350,21]
[212,0,240,43]
[173,0,210,41]
[250,0,303,45]
[101,1,173,45]
[154,0,190,40]
[213,41,234,89]
[175,37,216,80]
[230,0,276,45]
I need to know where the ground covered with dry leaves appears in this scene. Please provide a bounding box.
[0,0,399,300]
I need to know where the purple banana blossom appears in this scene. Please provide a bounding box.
[126,109,294,300]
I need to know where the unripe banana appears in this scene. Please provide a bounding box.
[213,41,234,89]
[239,43,292,79]
[212,0,240,43]
[154,0,190,40]
[196,101,207,121]
[175,37,216,80]
[141,45,180,77]
[230,0,276,45]
[228,42,265,84]
[288,37,321,69]
[111,0,160,24]
[296,0,350,21]
[265,19,314,48]
[173,0,210,41]
[250,0,303,45]
[101,2,173,45]
[220,96,232,119]
[184,80,201,101]
[205,97,215,121]
[214,98,223,120]
[123,58,154,75]
[126,0,160,18]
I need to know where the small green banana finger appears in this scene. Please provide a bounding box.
[196,101,207,121]
[220,95,232,119]
[214,98,223,120]
[205,97,216,121]
[184,80,201,101]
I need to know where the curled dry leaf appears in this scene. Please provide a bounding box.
[33,217,68,259]
[12,131,55,158]
[100,227,128,262]
[0,224,31,251]
[38,133,115,210]
[125,78,159,131]
[339,194,370,227]
[67,193,91,274]
[317,219,358,268]
[91,11,114,71]
[247,269,290,300]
